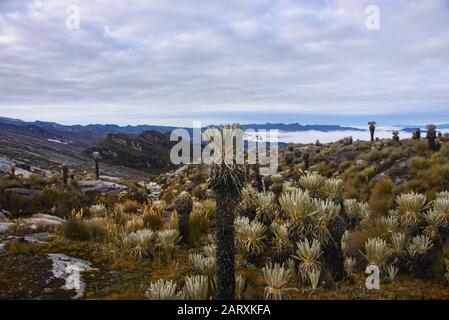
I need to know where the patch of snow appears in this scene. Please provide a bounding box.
[47,139,68,145]
[48,253,97,299]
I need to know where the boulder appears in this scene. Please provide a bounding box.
[4,188,42,201]
[0,212,9,222]
[0,222,15,234]
[77,180,128,193]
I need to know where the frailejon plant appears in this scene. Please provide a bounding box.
[10,163,16,177]
[292,239,322,282]
[262,263,297,300]
[364,237,391,269]
[307,269,321,291]
[189,202,210,246]
[61,163,68,186]
[121,229,154,260]
[89,204,107,217]
[145,279,182,300]
[69,168,75,182]
[189,253,215,277]
[412,128,421,140]
[394,192,427,229]
[205,124,246,300]
[235,275,246,300]
[269,173,284,203]
[271,222,294,263]
[444,259,449,283]
[408,235,433,256]
[436,191,449,200]
[235,218,267,263]
[426,124,438,151]
[279,189,316,240]
[423,210,441,240]
[344,257,357,278]
[183,275,211,300]
[323,178,344,200]
[407,235,434,277]
[157,229,180,259]
[92,151,101,180]
[392,131,400,143]
[312,199,341,245]
[343,199,370,230]
[430,197,449,225]
[256,191,277,227]
[236,185,258,221]
[385,264,399,283]
[379,216,399,236]
[368,121,376,142]
[390,232,408,254]
[298,172,325,198]
[341,230,350,256]
[203,244,216,258]
[174,191,193,245]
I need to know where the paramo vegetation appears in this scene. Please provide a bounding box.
[1,124,449,300]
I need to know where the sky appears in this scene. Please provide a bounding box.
[0,0,448,126]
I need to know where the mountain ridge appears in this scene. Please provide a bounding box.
[0,117,365,135]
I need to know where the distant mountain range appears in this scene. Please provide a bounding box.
[0,117,363,135]
[400,124,449,133]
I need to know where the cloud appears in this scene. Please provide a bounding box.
[0,0,448,125]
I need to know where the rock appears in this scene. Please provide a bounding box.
[0,232,51,252]
[47,253,98,299]
[370,158,411,184]
[0,222,15,234]
[77,180,128,193]
[23,232,51,243]
[0,157,52,177]
[1,209,11,217]
[4,188,42,201]
[18,214,64,230]
[138,181,162,200]
[0,212,9,222]
[99,175,122,182]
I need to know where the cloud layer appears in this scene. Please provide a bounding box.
[1,0,448,125]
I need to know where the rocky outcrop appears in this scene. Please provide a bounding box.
[84,130,176,173]
[370,158,412,184]
[77,180,128,193]
[21,214,65,229]
[1,214,64,234]
[0,222,14,234]
[4,188,42,201]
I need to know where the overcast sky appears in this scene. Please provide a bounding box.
[0,0,448,126]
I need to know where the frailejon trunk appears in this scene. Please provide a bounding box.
[215,194,236,300]
[95,160,100,180]
[178,211,190,245]
[370,127,375,142]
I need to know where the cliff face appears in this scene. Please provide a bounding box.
[84,130,176,173]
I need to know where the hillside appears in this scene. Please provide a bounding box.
[1,132,449,300]
[84,131,176,173]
